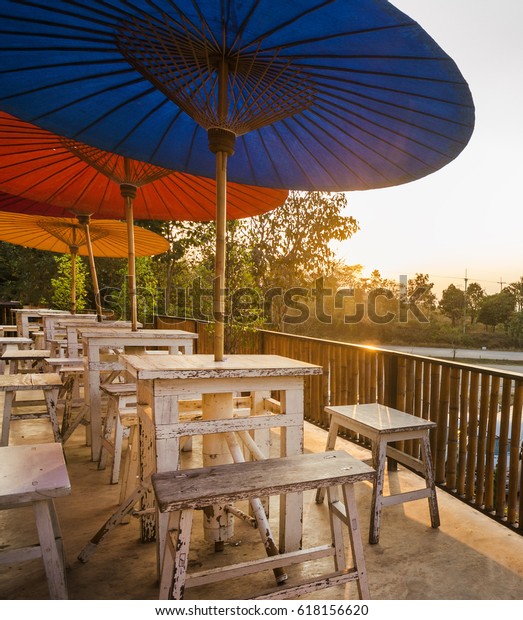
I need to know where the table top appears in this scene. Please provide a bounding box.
[121,353,322,380]
[0,443,71,506]
[1,349,51,360]
[326,403,437,433]
[79,328,198,341]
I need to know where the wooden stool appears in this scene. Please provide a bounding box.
[316,403,440,544]
[0,372,63,446]
[98,383,138,484]
[0,443,71,599]
[153,450,375,600]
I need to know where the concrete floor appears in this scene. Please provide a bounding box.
[1,399,523,601]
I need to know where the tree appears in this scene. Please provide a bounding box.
[506,277,523,312]
[408,273,437,314]
[477,290,516,332]
[0,242,57,305]
[50,254,88,311]
[438,284,465,327]
[465,282,485,324]
[246,191,359,290]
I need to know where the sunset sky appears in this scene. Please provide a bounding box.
[334,0,522,297]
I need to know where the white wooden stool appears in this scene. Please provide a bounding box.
[0,443,71,599]
[98,383,138,484]
[0,372,63,446]
[316,403,440,544]
[153,450,375,600]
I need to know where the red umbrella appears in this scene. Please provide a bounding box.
[0,112,288,330]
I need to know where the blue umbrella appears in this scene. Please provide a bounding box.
[0,0,475,359]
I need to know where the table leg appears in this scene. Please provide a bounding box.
[43,387,61,443]
[278,387,304,552]
[369,438,387,544]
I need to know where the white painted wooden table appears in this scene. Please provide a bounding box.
[120,353,322,559]
[81,328,198,461]
[61,320,138,358]
[42,313,97,352]
[0,372,63,445]
[0,443,71,599]
[13,309,69,338]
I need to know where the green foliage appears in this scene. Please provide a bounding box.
[439,284,465,326]
[111,256,162,325]
[508,311,523,347]
[478,290,516,332]
[0,242,56,305]
[50,254,88,311]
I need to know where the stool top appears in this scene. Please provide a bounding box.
[153,450,375,512]
[0,443,71,507]
[1,349,51,360]
[0,372,62,390]
[326,403,436,433]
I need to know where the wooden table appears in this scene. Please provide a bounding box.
[0,372,63,445]
[0,443,71,598]
[121,353,322,557]
[13,309,69,338]
[81,328,198,461]
[61,320,138,358]
[42,313,97,353]
[0,325,19,336]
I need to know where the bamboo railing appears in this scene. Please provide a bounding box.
[156,316,523,531]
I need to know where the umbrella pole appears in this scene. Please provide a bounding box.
[78,215,103,322]
[121,178,138,331]
[214,150,227,362]
[70,245,78,315]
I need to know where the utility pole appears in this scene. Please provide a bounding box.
[499,276,505,292]
[463,269,468,334]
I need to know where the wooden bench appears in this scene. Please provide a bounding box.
[0,443,71,599]
[1,348,51,374]
[316,403,440,544]
[153,450,375,600]
[0,372,63,446]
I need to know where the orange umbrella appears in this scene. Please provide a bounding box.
[0,112,288,332]
[0,208,169,315]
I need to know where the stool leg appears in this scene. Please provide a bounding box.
[341,482,370,600]
[159,509,194,600]
[315,419,340,504]
[33,500,68,600]
[326,484,347,570]
[420,432,440,528]
[1,390,14,446]
[98,402,117,471]
[110,416,126,484]
[43,388,61,443]
[369,438,387,544]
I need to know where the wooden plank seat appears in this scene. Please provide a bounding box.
[0,443,71,599]
[0,372,63,446]
[316,403,440,544]
[153,450,375,600]
[1,348,51,374]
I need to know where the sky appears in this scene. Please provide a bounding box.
[333,0,522,297]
